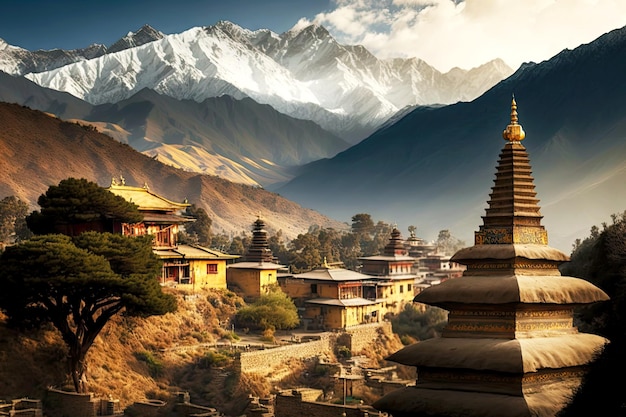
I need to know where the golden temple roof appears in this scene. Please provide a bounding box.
[107,183,190,212]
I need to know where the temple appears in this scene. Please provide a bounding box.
[227,216,286,300]
[373,98,610,416]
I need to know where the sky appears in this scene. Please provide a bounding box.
[2,0,626,72]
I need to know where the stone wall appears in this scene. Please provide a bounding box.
[238,323,389,375]
[44,388,122,417]
[44,389,99,417]
[0,399,43,417]
[345,322,391,353]
[123,399,167,417]
[238,333,336,374]
[365,378,412,397]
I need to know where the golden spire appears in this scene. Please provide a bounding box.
[502,95,526,142]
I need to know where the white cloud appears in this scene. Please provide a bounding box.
[312,0,626,72]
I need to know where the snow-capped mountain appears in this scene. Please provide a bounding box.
[0,25,163,76]
[16,21,513,143]
[107,25,165,54]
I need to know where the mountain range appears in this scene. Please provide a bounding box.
[275,25,626,252]
[0,22,511,189]
[1,21,512,144]
[1,21,623,252]
[0,71,350,187]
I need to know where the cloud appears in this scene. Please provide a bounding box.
[311,0,626,72]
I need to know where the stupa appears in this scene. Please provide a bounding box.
[373,98,609,417]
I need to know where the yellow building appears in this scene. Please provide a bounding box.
[284,261,383,330]
[359,227,419,316]
[227,217,286,300]
[107,179,238,289]
[155,244,238,289]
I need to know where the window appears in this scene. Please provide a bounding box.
[408,283,412,292]
[400,285,404,293]
[311,284,318,294]
[207,264,218,274]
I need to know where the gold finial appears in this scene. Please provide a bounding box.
[502,95,526,142]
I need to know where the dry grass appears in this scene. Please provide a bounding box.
[0,288,408,416]
[0,288,243,408]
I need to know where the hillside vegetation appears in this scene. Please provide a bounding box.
[0,287,406,416]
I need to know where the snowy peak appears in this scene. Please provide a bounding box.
[13,20,514,143]
[107,24,164,53]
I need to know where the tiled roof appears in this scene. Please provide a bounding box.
[294,267,371,282]
[107,184,189,212]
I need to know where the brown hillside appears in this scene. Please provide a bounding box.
[0,288,409,416]
[0,102,346,238]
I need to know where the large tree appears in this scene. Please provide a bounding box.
[351,213,375,236]
[0,233,177,393]
[26,178,143,235]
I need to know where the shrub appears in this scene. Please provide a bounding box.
[391,303,448,341]
[198,350,231,369]
[235,288,299,330]
[336,345,351,359]
[134,351,164,378]
[260,328,275,343]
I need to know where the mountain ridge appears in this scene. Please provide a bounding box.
[4,21,513,143]
[0,72,349,187]
[0,102,346,239]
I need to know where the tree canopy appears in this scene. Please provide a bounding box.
[558,211,626,416]
[0,232,176,393]
[0,196,32,244]
[180,204,213,246]
[26,178,143,235]
[235,287,299,331]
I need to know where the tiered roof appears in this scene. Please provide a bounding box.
[229,217,285,270]
[358,227,415,262]
[373,98,609,417]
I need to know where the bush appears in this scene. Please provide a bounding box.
[260,328,275,343]
[235,288,299,330]
[336,345,351,359]
[198,350,231,369]
[134,351,164,377]
[391,303,448,341]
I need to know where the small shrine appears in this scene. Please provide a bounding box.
[227,216,286,299]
